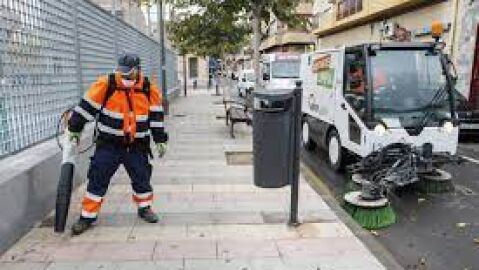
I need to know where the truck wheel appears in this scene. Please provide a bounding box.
[327,129,344,171]
[302,120,316,151]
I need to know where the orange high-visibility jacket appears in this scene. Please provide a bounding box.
[68,72,167,147]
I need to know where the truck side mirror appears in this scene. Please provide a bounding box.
[263,73,270,81]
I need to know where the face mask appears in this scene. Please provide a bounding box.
[122,79,134,87]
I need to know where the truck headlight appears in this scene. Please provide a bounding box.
[374,124,387,137]
[442,121,454,134]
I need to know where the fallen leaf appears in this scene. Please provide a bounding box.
[370,230,379,237]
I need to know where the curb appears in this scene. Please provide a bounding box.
[300,162,405,270]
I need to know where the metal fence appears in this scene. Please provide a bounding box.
[0,0,178,157]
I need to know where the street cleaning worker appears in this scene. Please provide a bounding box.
[67,53,168,235]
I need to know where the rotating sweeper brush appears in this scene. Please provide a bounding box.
[344,143,462,230]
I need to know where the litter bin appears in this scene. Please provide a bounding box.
[253,89,295,188]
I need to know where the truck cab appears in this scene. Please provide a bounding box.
[301,42,459,170]
[261,53,301,91]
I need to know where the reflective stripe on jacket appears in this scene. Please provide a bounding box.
[68,72,168,146]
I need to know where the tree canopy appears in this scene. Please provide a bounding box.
[167,0,309,57]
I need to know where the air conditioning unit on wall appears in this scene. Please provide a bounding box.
[383,22,398,38]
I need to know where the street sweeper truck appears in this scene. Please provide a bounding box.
[300,42,459,171]
[299,23,462,229]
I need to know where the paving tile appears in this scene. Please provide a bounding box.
[154,240,217,260]
[276,238,369,258]
[184,259,252,270]
[1,242,55,263]
[296,222,354,238]
[46,260,185,270]
[186,225,217,240]
[0,262,48,270]
[151,213,217,226]
[209,212,264,225]
[69,226,132,243]
[117,260,185,270]
[217,240,279,260]
[50,242,97,262]
[86,241,156,261]
[45,261,115,270]
[318,256,386,270]
[16,228,68,244]
[128,225,187,241]
[95,213,138,227]
[212,224,299,240]
[280,258,330,270]
[249,258,292,270]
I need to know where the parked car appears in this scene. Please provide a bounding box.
[456,92,479,137]
[237,69,255,97]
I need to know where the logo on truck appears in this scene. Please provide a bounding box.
[312,54,335,89]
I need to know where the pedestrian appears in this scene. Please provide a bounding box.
[67,53,168,235]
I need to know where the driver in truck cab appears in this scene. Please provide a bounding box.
[349,65,366,94]
[349,65,387,93]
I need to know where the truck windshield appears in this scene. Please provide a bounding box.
[271,60,300,78]
[370,49,451,126]
[244,73,255,82]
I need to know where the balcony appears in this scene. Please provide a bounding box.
[260,31,316,51]
[313,0,444,37]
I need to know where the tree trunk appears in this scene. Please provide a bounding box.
[252,4,261,91]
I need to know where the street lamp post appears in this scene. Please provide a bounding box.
[157,0,168,114]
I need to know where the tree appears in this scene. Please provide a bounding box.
[167,0,308,88]
[167,1,250,58]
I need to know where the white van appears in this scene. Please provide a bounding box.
[261,53,301,91]
[237,69,255,97]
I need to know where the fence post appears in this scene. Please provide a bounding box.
[158,0,168,114]
[112,0,119,58]
[73,0,84,98]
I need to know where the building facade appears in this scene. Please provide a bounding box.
[313,0,452,48]
[92,0,147,33]
[260,1,316,53]
[454,0,479,107]
[177,55,210,89]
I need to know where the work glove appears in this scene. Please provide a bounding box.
[66,130,81,144]
[156,143,167,158]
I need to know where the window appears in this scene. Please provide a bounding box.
[271,60,300,79]
[337,0,362,20]
[188,57,198,78]
[370,50,449,119]
[344,51,366,116]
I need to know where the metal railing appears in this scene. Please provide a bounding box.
[0,0,178,157]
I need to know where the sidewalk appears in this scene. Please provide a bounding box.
[0,91,386,270]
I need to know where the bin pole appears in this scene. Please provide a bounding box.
[289,81,303,227]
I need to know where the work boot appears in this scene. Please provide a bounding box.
[138,206,159,223]
[71,218,94,236]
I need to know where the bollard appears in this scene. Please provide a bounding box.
[289,81,302,226]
